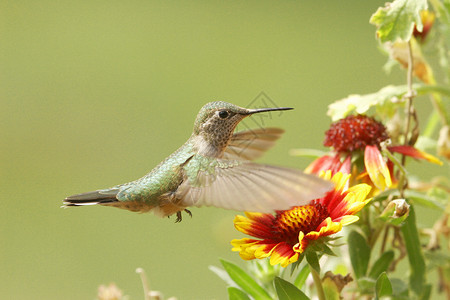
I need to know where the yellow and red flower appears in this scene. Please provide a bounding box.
[231,171,371,267]
[306,115,441,191]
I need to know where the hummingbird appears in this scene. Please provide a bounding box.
[63,101,332,222]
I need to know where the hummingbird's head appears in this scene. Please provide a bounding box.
[192,101,292,156]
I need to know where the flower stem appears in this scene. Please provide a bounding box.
[399,40,417,198]
[309,265,326,300]
[136,268,151,300]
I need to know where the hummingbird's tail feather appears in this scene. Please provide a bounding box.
[62,188,119,207]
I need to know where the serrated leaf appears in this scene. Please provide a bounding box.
[375,272,393,299]
[370,0,428,43]
[400,206,426,296]
[220,259,272,300]
[274,277,309,300]
[368,251,395,279]
[327,85,407,121]
[228,287,251,300]
[348,231,371,279]
[305,251,320,273]
[327,84,450,121]
[294,264,310,289]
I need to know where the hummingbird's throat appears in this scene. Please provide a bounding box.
[193,134,229,158]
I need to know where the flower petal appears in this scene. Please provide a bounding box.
[269,243,299,267]
[305,155,336,174]
[306,154,351,175]
[293,231,308,254]
[388,145,443,165]
[364,145,392,190]
[307,217,343,240]
[336,215,360,226]
[231,171,371,267]
[234,215,274,239]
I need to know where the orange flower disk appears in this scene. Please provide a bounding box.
[231,172,371,267]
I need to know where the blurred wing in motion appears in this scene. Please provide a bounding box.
[176,158,333,213]
[222,128,284,161]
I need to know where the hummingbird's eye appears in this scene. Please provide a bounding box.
[218,110,229,119]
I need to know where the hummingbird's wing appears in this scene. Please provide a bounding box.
[222,128,284,161]
[176,157,333,213]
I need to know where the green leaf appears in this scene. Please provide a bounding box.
[327,84,450,122]
[220,259,272,300]
[375,272,393,299]
[348,231,371,279]
[294,264,310,289]
[305,251,320,274]
[274,277,309,300]
[400,206,426,296]
[370,0,428,43]
[390,278,409,297]
[368,251,395,279]
[289,254,304,276]
[322,277,341,300]
[415,83,450,97]
[405,190,445,211]
[420,284,432,300]
[357,277,376,293]
[228,287,251,300]
[327,85,407,121]
[424,249,450,268]
[320,243,337,256]
[227,287,251,300]
[210,265,238,287]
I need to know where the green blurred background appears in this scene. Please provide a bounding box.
[1,1,445,299]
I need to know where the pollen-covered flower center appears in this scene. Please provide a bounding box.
[272,203,329,245]
[324,115,389,152]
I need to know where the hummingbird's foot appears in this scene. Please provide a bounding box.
[175,211,182,223]
[174,209,193,223]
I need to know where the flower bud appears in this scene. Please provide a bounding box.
[380,199,410,225]
[391,199,410,218]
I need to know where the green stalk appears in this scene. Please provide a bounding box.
[309,265,326,300]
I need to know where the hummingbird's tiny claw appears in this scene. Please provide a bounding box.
[174,209,192,222]
[175,211,183,223]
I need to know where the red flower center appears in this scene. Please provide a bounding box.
[272,203,329,245]
[324,115,389,152]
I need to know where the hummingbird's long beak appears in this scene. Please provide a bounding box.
[245,107,293,115]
